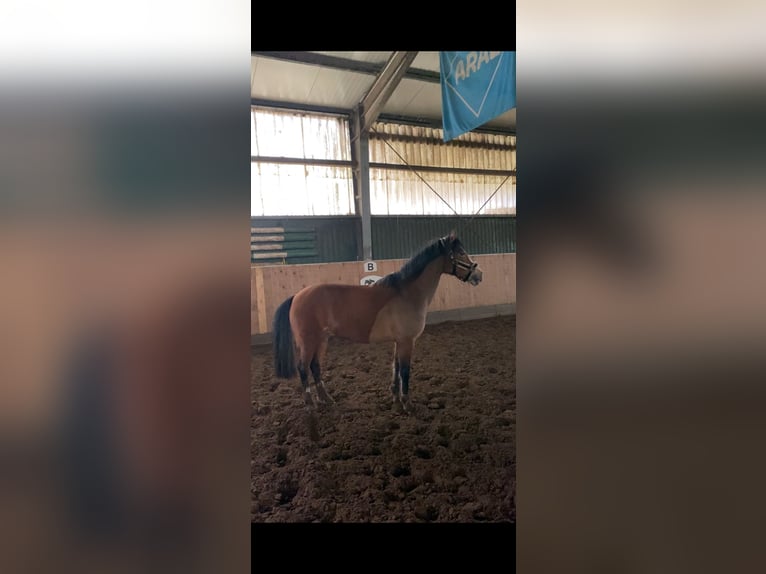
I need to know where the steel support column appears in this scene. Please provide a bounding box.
[351,51,418,261]
[351,107,372,261]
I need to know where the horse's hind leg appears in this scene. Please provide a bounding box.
[298,331,332,408]
[310,357,334,405]
[310,337,334,405]
[296,360,315,408]
[295,335,318,408]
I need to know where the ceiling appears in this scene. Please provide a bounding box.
[250,51,516,134]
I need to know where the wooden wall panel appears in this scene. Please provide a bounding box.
[251,254,515,335]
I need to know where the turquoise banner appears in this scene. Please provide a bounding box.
[440,51,516,141]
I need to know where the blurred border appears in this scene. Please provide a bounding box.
[518,3,766,573]
[0,2,251,573]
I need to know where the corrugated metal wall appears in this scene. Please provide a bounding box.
[370,123,515,169]
[369,169,514,215]
[369,122,516,215]
[250,109,516,260]
[251,109,516,218]
[250,215,515,263]
[250,216,359,263]
[371,216,516,259]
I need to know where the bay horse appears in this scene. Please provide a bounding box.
[272,231,483,411]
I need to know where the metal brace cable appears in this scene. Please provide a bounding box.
[464,174,512,228]
[370,126,513,226]
[370,126,461,216]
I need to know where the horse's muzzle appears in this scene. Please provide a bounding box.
[468,267,483,286]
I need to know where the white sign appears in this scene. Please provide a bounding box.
[360,275,382,286]
[363,261,377,273]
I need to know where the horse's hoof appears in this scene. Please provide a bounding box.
[400,396,413,414]
[303,392,316,408]
[316,383,336,405]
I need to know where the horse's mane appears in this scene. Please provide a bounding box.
[375,237,451,289]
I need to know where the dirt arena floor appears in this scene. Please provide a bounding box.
[251,314,515,523]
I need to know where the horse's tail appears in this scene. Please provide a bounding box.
[273,295,296,379]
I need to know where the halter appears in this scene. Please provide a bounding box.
[441,238,478,282]
[451,253,478,282]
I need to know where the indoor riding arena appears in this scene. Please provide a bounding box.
[250,52,516,522]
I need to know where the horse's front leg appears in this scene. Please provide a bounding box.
[396,339,414,413]
[390,344,401,403]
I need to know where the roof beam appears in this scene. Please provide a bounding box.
[250,98,350,117]
[252,51,441,84]
[248,102,516,136]
[359,51,418,133]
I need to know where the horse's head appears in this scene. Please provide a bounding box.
[440,230,483,286]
